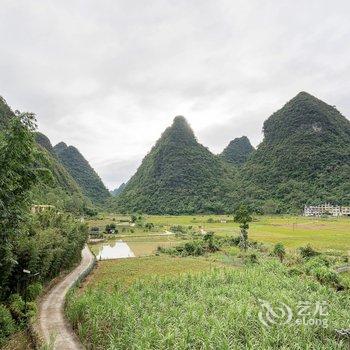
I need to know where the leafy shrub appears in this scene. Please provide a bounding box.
[145,222,154,230]
[304,257,341,288]
[183,241,204,256]
[299,244,320,259]
[90,226,100,234]
[227,236,241,246]
[304,256,330,272]
[27,282,43,301]
[273,243,286,262]
[248,253,259,264]
[0,304,15,346]
[159,233,220,257]
[105,223,117,234]
[8,294,25,321]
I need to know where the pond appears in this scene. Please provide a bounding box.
[96,240,135,260]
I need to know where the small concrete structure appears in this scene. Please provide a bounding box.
[304,203,350,217]
[31,205,55,214]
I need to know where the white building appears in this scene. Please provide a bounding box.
[304,203,350,217]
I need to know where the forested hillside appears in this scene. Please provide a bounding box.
[220,136,254,165]
[0,108,88,346]
[239,92,350,212]
[0,96,13,130]
[0,97,91,214]
[54,143,110,205]
[114,116,237,214]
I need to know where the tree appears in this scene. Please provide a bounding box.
[0,112,44,298]
[233,204,252,251]
[105,223,117,234]
[145,222,154,231]
[273,243,286,263]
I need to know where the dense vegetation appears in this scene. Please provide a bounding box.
[33,134,91,214]
[0,97,92,215]
[114,116,238,214]
[67,259,349,349]
[0,106,88,346]
[68,212,350,349]
[220,136,254,165]
[0,96,14,130]
[54,142,110,205]
[238,92,350,213]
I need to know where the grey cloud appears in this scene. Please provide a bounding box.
[0,0,350,188]
[96,157,141,190]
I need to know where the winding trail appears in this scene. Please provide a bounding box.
[37,246,95,349]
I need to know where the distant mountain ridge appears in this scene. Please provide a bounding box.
[114,92,350,214]
[54,142,110,204]
[110,183,126,196]
[114,116,237,214]
[220,136,254,165]
[2,91,349,214]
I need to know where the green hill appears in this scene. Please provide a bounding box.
[240,92,350,212]
[54,143,110,204]
[220,136,254,165]
[34,133,85,196]
[114,116,237,214]
[35,132,56,155]
[0,96,90,213]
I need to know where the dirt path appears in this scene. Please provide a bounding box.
[37,246,95,349]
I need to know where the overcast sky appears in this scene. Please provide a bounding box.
[1,0,350,189]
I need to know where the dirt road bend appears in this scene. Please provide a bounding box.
[37,246,94,349]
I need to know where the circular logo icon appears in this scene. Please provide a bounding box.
[258,299,293,327]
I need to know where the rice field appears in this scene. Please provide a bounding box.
[148,215,350,251]
[72,214,350,349]
[90,214,350,252]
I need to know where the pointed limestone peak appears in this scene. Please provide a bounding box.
[53,141,68,154]
[263,92,349,143]
[35,132,55,155]
[160,115,197,146]
[221,136,254,165]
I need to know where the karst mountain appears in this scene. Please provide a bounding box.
[54,142,110,204]
[115,116,237,214]
[221,136,255,165]
[240,91,350,211]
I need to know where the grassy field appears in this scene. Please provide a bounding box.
[66,214,350,349]
[90,214,350,252]
[67,259,350,349]
[149,215,350,251]
[82,255,224,290]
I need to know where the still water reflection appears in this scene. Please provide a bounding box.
[96,240,135,260]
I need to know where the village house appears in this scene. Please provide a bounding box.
[304,203,350,217]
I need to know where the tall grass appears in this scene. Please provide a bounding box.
[66,261,349,349]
